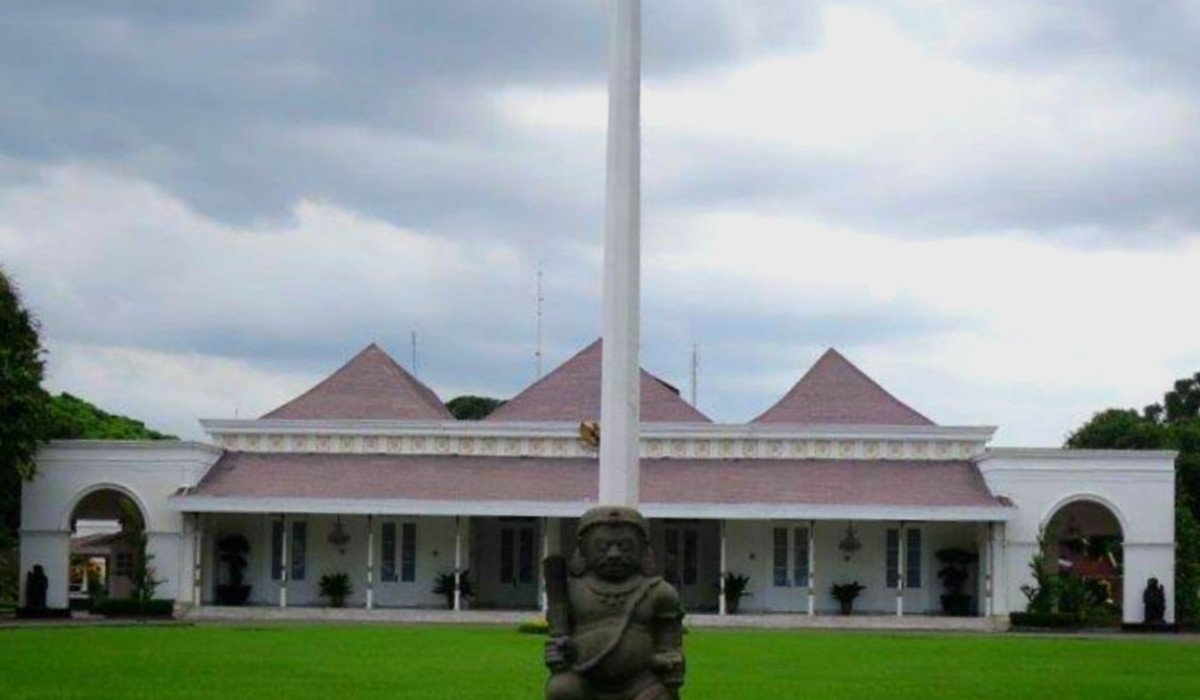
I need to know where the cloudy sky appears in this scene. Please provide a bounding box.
[2,0,1199,444]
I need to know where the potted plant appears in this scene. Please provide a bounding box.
[830,582,865,616]
[718,573,752,614]
[319,573,352,608]
[216,535,251,606]
[433,570,473,610]
[936,548,978,616]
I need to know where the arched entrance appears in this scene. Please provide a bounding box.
[66,487,148,610]
[1043,498,1124,617]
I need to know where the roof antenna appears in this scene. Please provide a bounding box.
[411,329,419,379]
[536,262,545,380]
[690,342,699,408]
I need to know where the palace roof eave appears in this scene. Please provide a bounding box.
[168,495,1013,523]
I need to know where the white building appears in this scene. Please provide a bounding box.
[20,341,1177,622]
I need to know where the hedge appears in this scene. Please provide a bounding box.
[93,599,175,618]
[1009,612,1087,629]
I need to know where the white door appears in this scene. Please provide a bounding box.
[498,523,538,610]
[663,524,705,610]
[764,524,812,612]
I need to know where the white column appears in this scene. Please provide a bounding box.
[279,515,289,609]
[540,518,552,613]
[598,0,642,508]
[718,520,728,616]
[192,513,204,606]
[366,515,375,610]
[807,521,816,616]
[983,522,994,618]
[896,522,905,617]
[453,516,463,612]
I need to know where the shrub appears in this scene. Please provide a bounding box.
[93,598,175,618]
[517,616,550,635]
[319,573,352,608]
[432,570,473,610]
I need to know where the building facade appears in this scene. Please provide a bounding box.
[20,342,1177,622]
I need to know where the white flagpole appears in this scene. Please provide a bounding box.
[598,0,642,508]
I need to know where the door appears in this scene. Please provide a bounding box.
[663,524,704,610]
[498,523,538,609]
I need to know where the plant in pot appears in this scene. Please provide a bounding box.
[936,548,978,616]
[830,582,865,616]
[319,573,352,608]
[433,570,473,610]
[216,535,251,606]
[718,573,752,614]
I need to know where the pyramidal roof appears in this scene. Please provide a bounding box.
[753,349,934,426]
[263,344,453,421]
[486,339,711,423]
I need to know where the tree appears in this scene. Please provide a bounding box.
[445,395,505,421]
[1068,374,1200,626]
[46,393,175,441]
[0,269,49,549]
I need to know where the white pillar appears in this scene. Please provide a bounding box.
[718,520,728,616]
[453,516,463,612]
[807,521,816,616]
[983,522,994,618]
[366,515,375,610]
[279,515,289,609]
[598,0,642,508]
[896,522,905,617]
[540,518,552,613]
[192,513,204,606]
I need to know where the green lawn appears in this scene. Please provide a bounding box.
[1,625,1197,699]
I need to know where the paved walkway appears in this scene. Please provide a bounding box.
[183,606,1003,632]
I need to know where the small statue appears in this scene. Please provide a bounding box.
[544,507,685,700]
[1143,577,1166,625]
[25,565,48,611]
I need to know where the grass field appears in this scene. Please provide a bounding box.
[1,625,1197,699]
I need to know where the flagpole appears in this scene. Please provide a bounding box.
[598,0,642,508]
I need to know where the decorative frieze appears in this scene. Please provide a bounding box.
[216,431,987,461]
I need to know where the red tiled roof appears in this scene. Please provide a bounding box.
[753,349,934,426]
[189,453,1001,509]
[263,344,453,421]
[486,340,710,423]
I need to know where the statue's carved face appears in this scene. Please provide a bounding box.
[581,523,644,582]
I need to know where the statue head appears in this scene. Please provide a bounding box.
[571,506,656,581]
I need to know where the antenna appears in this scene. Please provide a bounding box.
[690,342,699,408]
[536,262,545,380]
[411,330,419,378]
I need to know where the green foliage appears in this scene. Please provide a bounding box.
[0,270,50,547]
[0,548,17,606]
[1020,531,1058,615]
[516,616,550,634]
[830,582,865,604]
[445,395,505,421]
[1067,372,1200,625]
[92,598,175,618]
[719,572,753,614]
[1009,611,1087,629]
[432,570,472,610]
[319,573,352,607]
[46,393,176,441]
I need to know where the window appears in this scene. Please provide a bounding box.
[381,522,397,582]
[115,553,134,577]
[271,520,285,581]
[906,528,922,589]
[793,527,810,588]
[290,521,307,582]
[380,522,415,583]
[500,526,534,585]
[887,528,922,589]
[773,527,789,587]
[401,523,417,583]
[664,527,699,586]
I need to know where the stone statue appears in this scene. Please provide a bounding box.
[544,506,685,700]
[1143,577,1166,625]
[25,565,48,611]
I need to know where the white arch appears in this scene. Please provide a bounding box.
[1039,492,1128,537]
[60,482,153,533]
